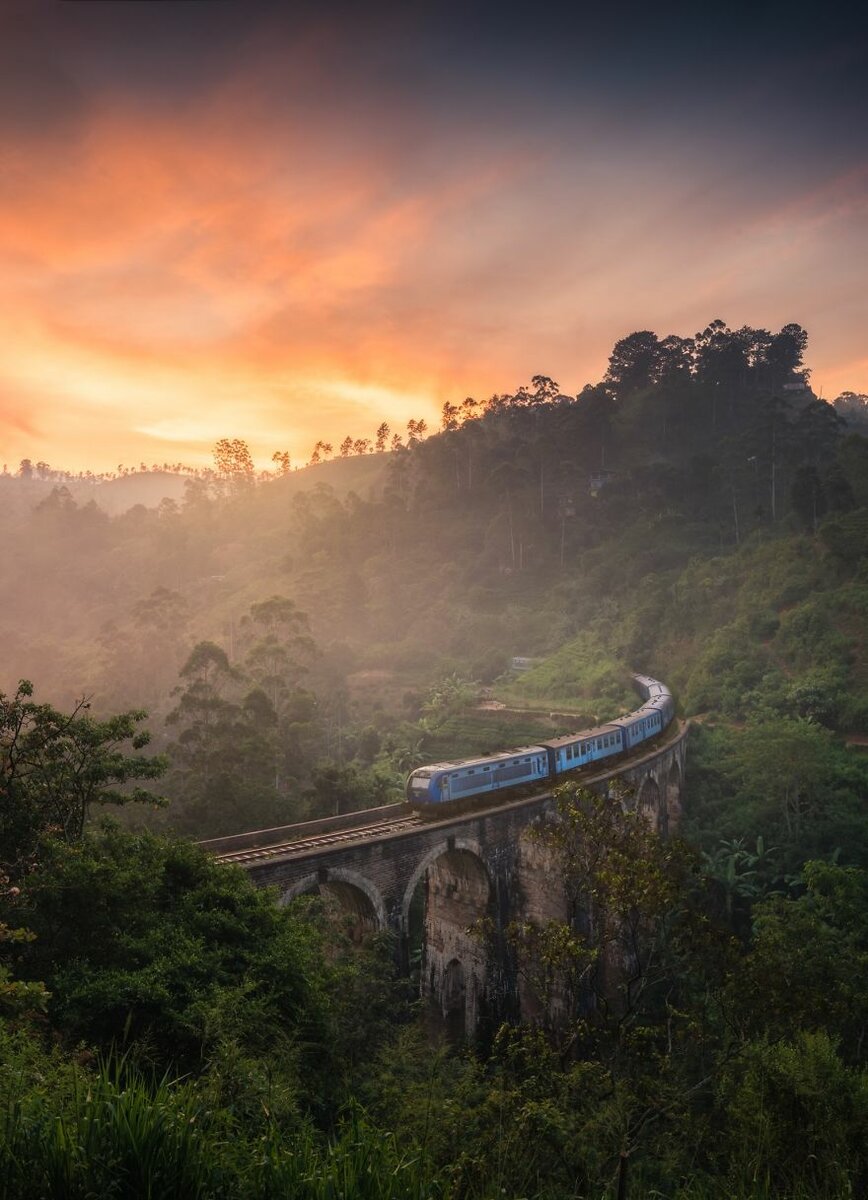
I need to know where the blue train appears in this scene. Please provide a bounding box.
[406,674,674,808]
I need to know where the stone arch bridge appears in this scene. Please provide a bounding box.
[203,724,688,1036]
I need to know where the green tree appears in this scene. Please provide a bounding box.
[514,784,717,1028]
[239,596,315,712]
[723,718,839,840]
[732,861,868,1062]
[305,763,367,816]
[716,1031,868,1196]
[405,419,427,446]
[213,438,255,492]
[791,464,827,530]
[0,681,165,876]
[605,331,661,398]
[15,828,340,1086]
[766,321,809,389]
[440,401,459,431]
[164,640,304,834]
[164,642,248,830]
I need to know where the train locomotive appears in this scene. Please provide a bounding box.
[406,673,674,810]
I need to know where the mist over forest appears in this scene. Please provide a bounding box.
[3,318,868,1198]
[3,319,868,833]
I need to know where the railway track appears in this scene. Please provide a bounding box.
[215,720,688,868]
[216,813,424,865]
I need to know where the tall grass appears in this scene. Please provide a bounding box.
[254,1110,443,1200]
[0,1058,442,1200]
[1,1059,218,1200]
[0,1054,859,1199]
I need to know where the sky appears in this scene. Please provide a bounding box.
[1,0,867,473]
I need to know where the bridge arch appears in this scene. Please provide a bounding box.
[278,868,387,939]
[636,775,664,833]
[401,838,490,926]
[402,838,492,1039]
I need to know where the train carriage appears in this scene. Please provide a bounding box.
[407,746,548,806]
[609,704,665,749]
[539,723,624,777]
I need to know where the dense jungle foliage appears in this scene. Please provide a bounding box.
[2,318,868,1196]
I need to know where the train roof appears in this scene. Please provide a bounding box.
[632,673,672,695]
[410,745,547,774]
[613,698,669,722]
[538,723,623,750]
[609,709,654,728]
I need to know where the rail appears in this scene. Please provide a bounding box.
[211,719,689,870]
[196,800,407,856]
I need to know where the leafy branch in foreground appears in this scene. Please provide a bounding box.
[0,680,167,876]
[0,870,48,1017]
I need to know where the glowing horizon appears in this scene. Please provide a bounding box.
[1,3,866,474]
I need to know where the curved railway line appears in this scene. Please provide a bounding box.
[213,719,688,868]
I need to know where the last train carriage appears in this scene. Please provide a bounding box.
[406,673,674,808]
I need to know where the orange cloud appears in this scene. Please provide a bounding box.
[1,24,866,475]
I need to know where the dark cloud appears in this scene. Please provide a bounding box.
[0,5,87,140]
[4,1,866,171]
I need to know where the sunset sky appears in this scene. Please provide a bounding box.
[2,1,867,473]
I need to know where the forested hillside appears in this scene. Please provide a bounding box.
[3,319,868,1197]
[2,319,867,845]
